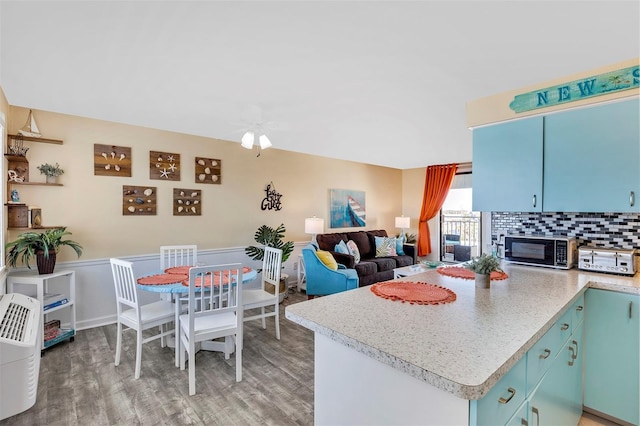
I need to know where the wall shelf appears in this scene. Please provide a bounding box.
[9,181,63,187]
[8,134,64,145]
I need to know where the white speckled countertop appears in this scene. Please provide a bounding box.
[285,263,640,400]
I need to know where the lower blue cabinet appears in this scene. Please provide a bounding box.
[471,356,527,426]
[584,289,640,425]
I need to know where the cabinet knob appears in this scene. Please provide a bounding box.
[532,406,540,426]
[576,305,584,312]
[532,194,537,208]
[631,191,635,207]
[539,348,551,360]
[561,323,570,331]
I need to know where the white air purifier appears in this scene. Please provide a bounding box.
[0,293,41,420]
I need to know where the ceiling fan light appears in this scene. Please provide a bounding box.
[259,134,272,149]
[241,131,254,149]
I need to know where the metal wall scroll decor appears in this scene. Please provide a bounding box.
[261,181,282,211]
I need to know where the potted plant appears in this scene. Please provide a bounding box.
[464,252,502,288]
[5,227,83,274]
[37,162,64,183]
[245,224,294,300]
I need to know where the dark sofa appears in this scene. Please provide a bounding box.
[316,229,417,286]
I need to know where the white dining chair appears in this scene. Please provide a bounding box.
[179,263,243,395]
[160,245,198,271]
[160,244,197,365]
[110,258,175,379]
[243,246,283,340]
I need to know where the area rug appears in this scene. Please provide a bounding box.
[370,281,456,305]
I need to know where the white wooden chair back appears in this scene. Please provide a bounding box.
[111,258,139,317]
[160,245,198,270]
[261,246,283,292]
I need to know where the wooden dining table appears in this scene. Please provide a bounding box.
[137,266,257,367]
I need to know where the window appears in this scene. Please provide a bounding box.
[440,172,481,263]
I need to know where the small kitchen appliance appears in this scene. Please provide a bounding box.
[504,235,577,269]
[578,246,636,275]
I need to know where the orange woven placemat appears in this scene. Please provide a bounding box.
[137,273,188,285]
[370,281,457,305]
[436,267,508,280]
[180,268,253,287]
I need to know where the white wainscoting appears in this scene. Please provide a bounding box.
[2,243,307,331]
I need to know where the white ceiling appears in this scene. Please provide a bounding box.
[1,1,638,169]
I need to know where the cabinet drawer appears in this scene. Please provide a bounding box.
[473,356,527,426]
[526,321,562,394]
[571,293,585,330]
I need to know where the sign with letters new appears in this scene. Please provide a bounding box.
[509,65,639,113]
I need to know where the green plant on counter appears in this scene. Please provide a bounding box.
[245,223,294,264]
[463,253,502,275]
[5,227,83,269]
[37,162,64,177]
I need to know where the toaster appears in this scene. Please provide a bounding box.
[578,246,636,276]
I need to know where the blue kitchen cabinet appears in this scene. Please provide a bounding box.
[544,99,640,212]
[584,289,640,425]
[472,116,543,212]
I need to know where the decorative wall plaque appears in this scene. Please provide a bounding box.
[261,181,282,211]
[150,150,180,181]
[195,157,221,184]
[94,144,132,177]
[122,185,157,215]
[173,188,202,216]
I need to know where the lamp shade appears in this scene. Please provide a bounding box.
[395,216,410,229]
[241,131,255,149]
[259,134,272,149]
[304,217,324,235]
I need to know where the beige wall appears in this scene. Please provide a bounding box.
[6,106,405,263]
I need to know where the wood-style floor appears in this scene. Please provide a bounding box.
[1,291,314,426]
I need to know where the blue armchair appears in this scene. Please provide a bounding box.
[302,244,359,298]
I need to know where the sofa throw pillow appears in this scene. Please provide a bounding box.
[346,240,361,264]
[334,240,350,255]
[375,236,397,257]
[396,235,406,256]
[316,250,338,270]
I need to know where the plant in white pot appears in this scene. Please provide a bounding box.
[37,162,64,183]
[464,253,503,288]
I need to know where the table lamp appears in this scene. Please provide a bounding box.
[395,216,410,240]
[305,217,324,244]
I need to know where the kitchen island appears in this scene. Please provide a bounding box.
[285,263,640,425]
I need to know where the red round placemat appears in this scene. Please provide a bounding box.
[436,267,508,280]
[165,266,191,275]
[370,281,456,305]
[137,273,188,285]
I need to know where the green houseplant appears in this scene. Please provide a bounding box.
[245,223,294,264]
[37,162,64,183]
[464,253,502,288]
[5,227,83,274]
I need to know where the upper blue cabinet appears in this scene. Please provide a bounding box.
[544,99,640,212]
[472,116,543,212]
[472,98,640,213]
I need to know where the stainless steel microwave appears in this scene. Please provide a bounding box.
[504,235,577,269]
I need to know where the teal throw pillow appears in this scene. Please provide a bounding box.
[396,235,406,256]
[334,240,350,255]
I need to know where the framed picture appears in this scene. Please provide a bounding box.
[329,189,366,228]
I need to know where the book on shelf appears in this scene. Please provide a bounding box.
[43,292,69,311]
[43,328,74,348]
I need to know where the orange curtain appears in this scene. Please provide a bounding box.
[418,163,458,256]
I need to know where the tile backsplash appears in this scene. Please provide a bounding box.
[491,212,640,250]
